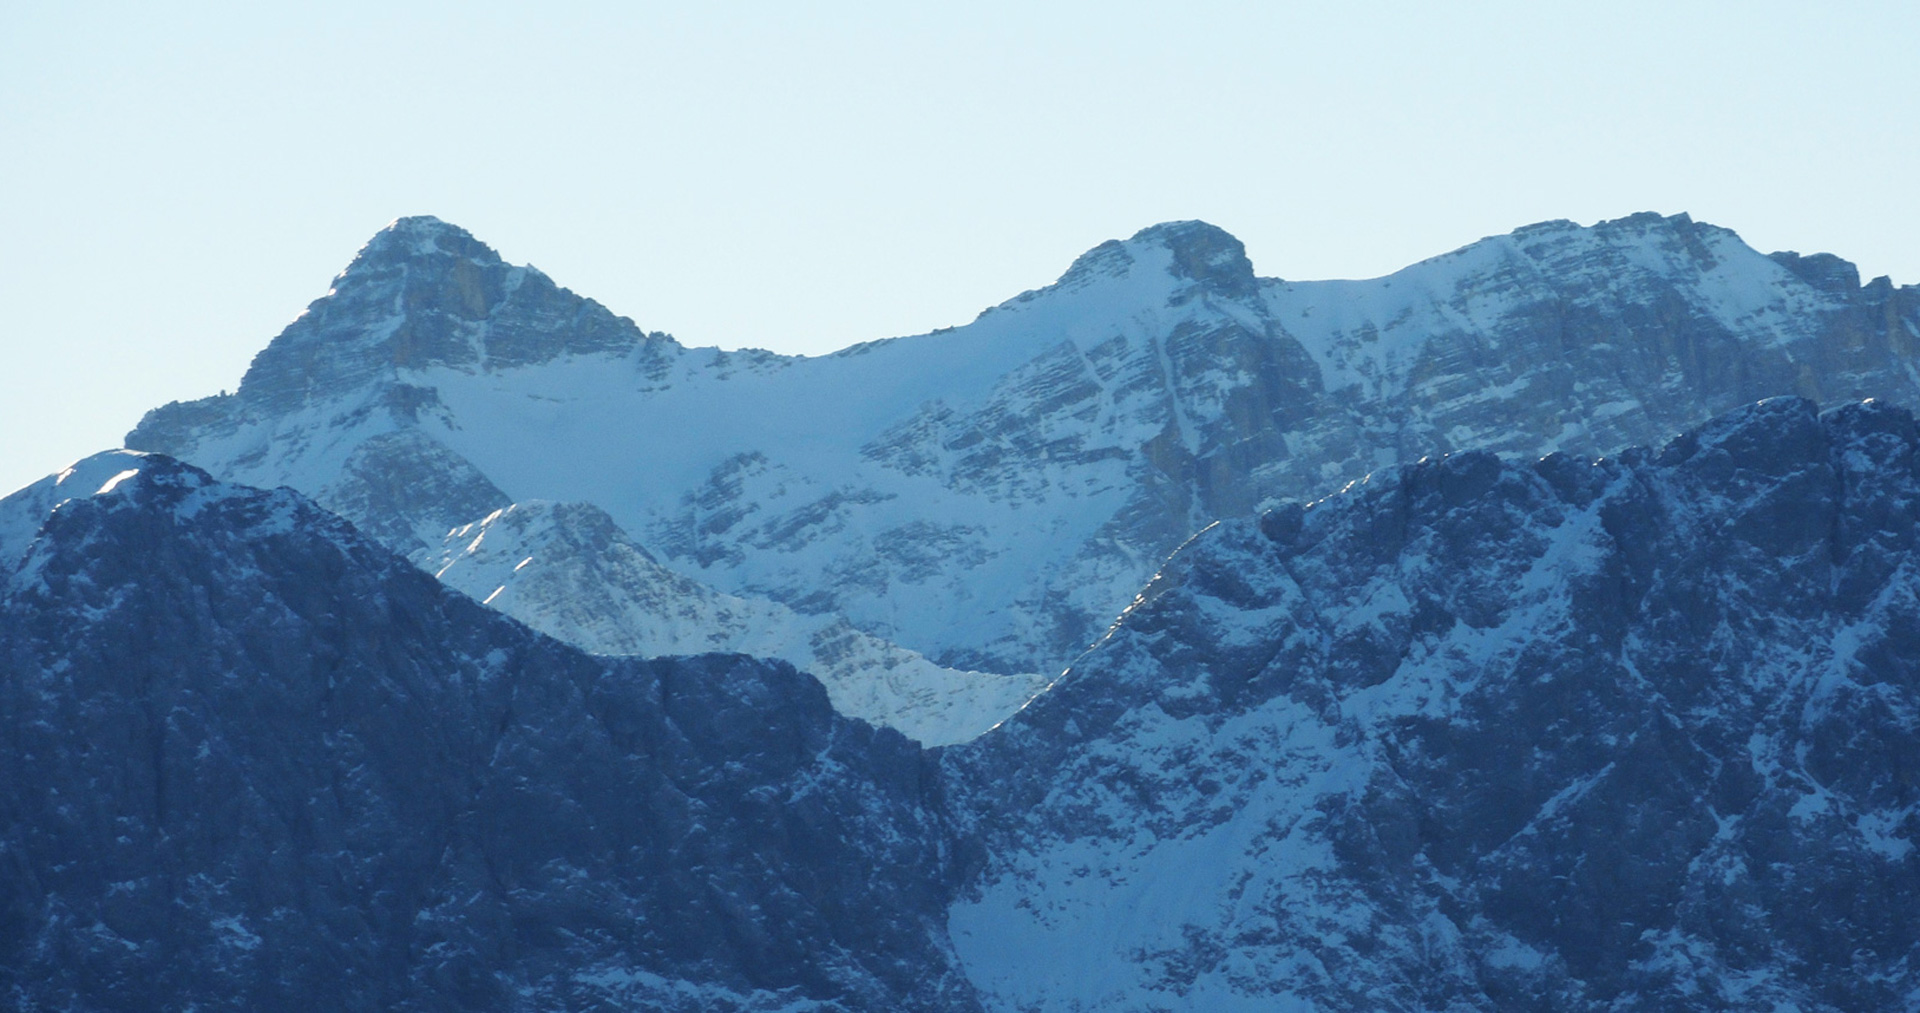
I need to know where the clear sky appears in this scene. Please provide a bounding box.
[2,1,1915,496]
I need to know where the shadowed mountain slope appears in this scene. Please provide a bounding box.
[945,397,1920,1011]
[0,454,975,1011]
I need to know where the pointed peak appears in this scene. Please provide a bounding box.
[381,214,474,240]
[1126,218,1243,252]
[351,215,502,269]
[1056,220,1257,299]
[14,450,208,515]
[51,449,156,497]
[1136,220,1257,298]
[1,451,223,571]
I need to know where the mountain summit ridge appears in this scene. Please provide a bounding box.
[343,214,502,273]
[1048,219,1257,298]
[125,211,1920,728]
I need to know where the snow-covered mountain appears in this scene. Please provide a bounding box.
[119,218,1044,742]
[12,400,1920,1011]
[0,453,973,1011]
[0,449,161,565]
[127,213,1919,728]
[943,397,1920,1011]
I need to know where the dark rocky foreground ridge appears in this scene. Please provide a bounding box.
[0,458,973,1011]
[7,397,1920,1010]
[945,397,1920,1010]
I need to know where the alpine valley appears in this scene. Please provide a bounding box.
[3,214,1917,1010]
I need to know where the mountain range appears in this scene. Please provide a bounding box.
[4,212,1918,1009]
[122,212,1920,744]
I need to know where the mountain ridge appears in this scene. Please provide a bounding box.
[124,210,1920,734]
[942,395,1920,1011]
[15,397,1920,1010]
[0,452,976,1011]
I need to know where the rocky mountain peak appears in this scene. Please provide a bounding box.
[127,218,662,444]
[1052,219,1258,300]
[1501,210,1723,265]
[1768,249,1864,294]
[320,216,517,324]
[1134,219,1259,299]
[1,449,165,568]
[13,451,212,518]
[125,208,1920,729]
[1590,209,1704,238]
[325,215,517,322]
[1591,210,1754,266]
[352,214,499,266]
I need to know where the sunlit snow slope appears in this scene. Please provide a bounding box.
[128,213,1920,726]
[426,501,1043,746]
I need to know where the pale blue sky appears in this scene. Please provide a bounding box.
[2,1,1915,495]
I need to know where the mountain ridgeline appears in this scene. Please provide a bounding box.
[126,213,1920,723]
[943,397,1920,1011]
[3,213,1917,1009]
[0,456,973,1011]
[7,398,1920,1009]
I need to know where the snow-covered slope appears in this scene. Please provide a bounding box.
[426,501,1044,745]
[943,397,1920,1012]
[0,449,162,568]
[128,213,1920,710]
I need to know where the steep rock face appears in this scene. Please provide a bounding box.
[1266,214,1920,474]
[944,398,1920,1012]
[128,214,1920,696]
[129,217,667,559]
[142,216,671,423]
[0,455,975,1011]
